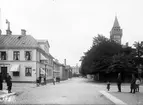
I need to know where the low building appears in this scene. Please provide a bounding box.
[53,59,60,78]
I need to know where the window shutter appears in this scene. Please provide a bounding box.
[0,52,1,60]
[6,51,8,60]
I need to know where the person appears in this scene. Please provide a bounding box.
[53,77,56,85]
[130,74,136,94]
[36,77,40,87]
[135,78,141,92]
[117,73,122,92]
[107,81,110,91]
[0,73,3,90]
[6,73,12,93]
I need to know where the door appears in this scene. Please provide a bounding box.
[1,67,7,80]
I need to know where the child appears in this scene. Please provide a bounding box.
[107,81,110,91]
[135,78,141,92]
[36,77,40,87]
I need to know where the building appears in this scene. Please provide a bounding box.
[37,40,54,83]
[53,59,60,78]
[59,64,68,80]
[65,65,72,79]
[110,16,123,44]
[0,27,54,82]
[72,64,80,75]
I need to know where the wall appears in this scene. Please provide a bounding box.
[0,49,37,82]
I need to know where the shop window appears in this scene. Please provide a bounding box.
[25,67,32,76]
[13,51,20,60]
[25,51,32,61]
[0,51,7,60]
[13,72,20,76]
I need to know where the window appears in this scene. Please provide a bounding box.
[0,51,7,60]
[13,71,20,76]
[25,67,32,76]
[25,51,32,61]
[13,51,20,60]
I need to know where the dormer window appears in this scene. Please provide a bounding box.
[25,51,32,61]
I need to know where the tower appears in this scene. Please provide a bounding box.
[110,16,122,44]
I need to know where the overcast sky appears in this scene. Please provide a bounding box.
[0,0,143,66]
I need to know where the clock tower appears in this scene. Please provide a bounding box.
[110,16,122,44]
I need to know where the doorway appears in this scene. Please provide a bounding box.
[1,67,7,80]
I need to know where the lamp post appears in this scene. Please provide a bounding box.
[45,64,47,85]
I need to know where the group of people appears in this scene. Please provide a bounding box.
[36,76,59,86]
[0,73,12,93]
[107,73,141,94]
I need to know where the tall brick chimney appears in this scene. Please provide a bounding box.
[64,59,66,66]
[21,29,26,35]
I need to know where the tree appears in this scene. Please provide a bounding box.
[80,35,122,75]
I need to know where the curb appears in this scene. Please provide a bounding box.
[0,92,16,102]
[100,90,127,105]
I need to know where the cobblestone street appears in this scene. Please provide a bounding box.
[3,78,114,104]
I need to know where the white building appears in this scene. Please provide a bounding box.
[0,29,54,82]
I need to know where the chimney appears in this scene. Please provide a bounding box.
[64,59,66,66]
[6,29,12,35]
[21,29,26,35]
[126,42,128,47]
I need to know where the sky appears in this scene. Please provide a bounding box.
[0,0,143,66]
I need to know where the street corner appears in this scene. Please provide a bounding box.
[99,90,127,105]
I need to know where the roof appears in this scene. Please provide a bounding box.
[37,40,50,48]
[113,16,120,28]
[0,35,40,49]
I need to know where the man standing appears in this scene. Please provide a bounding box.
[0,73,3,90]
[117,73,122,92]
[130,74,136,94]
[6,73,12,93]
[53,77,56,85]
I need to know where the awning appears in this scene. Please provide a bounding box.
[40,68,45,74]
[10,64,20,72]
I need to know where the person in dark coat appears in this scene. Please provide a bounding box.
[0,73,3,90]
[130,74,136,94]
[117,73,122,92]
[6,73,12,93]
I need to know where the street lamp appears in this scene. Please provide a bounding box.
[45,64,47,85]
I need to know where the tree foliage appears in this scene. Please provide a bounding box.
[80,34,139,75]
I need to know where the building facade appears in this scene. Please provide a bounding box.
[110,16,122,44]
[53,59,60,78]
[0,29,54,83]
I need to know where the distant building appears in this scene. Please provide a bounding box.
[0,28,54,82]
[37,40,54,82]
[72,64,80,75]
[53,59,60,78]
[110,16,123,44]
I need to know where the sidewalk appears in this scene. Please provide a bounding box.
[0,82,36,103]
[103,84,143,105]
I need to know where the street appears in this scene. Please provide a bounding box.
[3,77,114,104]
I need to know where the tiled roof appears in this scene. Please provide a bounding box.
[0,35,40,49]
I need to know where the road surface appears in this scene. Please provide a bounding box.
[4,78,114,104]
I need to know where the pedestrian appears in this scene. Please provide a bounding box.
[6,73,12,93]
[135,77,141,92]
[107,81,110,91]
[130,74,136,94]
[53,77,56,85]
[36,77,40,87]
[39,76,41,85]
[0,73,3,90]
[117,73,122,92]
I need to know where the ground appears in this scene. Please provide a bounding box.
[3,77,114,104]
